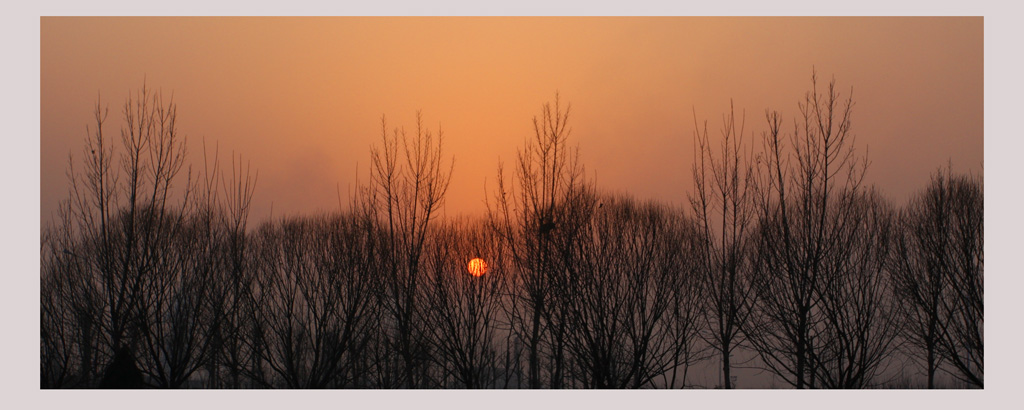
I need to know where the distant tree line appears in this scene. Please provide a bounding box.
[40,74,983,389]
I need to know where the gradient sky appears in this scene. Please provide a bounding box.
[40,17,983,225]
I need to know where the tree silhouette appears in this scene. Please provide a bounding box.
[892,168,983,388]
[42,84,198,388]
[746,71,892,388]
[245,214,380,388]
[133,206,219,388]
[201,149,259,388]
[488,94,590,388]
[41,221,103,387]
[688,102,757,389]
[557,195,706,388]
[808,189,902,388]
[40,79,979,390]
[362,112,454,388]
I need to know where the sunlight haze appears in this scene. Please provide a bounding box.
[40,17,983,225]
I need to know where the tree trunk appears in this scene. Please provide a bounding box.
[723,353,732,389]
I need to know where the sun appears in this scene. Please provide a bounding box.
[467,258,488,277]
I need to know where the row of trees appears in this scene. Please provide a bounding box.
[40,74,983,388]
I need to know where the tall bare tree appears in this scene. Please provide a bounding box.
[688,102,757,389]
[747,71,872,388]
[46,84,196,387]
[363,112,454,388]
[201,149,260,388]
[487,94,590,388]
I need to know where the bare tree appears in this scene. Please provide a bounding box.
[201,149,260,388]
[487,94,589,388]
[746,71,875,388]
[363,112,454,388]
[893,168,983,388]
[809,189,903,388]
[245,214,381,388]
[940,172,983,388]
[45,84,196,387]
[688,102,757,389]
[891,184,947,388]
[557,195,705,388]
[658,211,711,389]
[42,84,269,389]
[132,205,209,388]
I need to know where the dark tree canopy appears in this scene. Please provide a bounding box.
[41,76,982,389]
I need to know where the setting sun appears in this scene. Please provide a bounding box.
[467,258,488,277]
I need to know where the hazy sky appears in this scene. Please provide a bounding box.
[40,17,982,224]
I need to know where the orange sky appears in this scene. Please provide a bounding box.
[40,17,983,224]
